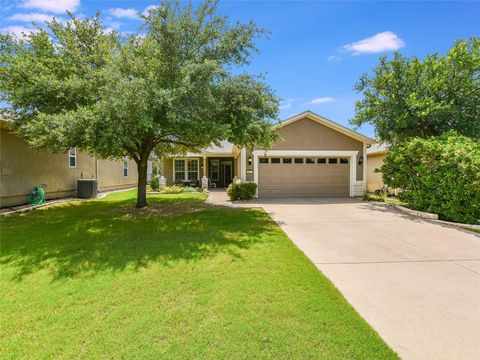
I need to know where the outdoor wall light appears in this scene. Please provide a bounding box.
[248,156,252,166]
[358,155,363,166]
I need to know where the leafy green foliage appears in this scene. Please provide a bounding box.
[227,182,257,200]
[351,38,480,143]
[150,175,161,191]
[0,0,279,207]
[381,132,480,224]
[159,185,185,194]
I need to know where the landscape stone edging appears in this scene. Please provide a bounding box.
[376,201,480,232]
[0,187,136,216]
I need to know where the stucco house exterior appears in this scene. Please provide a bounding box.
[366,143,389,193]
[159,111,375,197]
[0,117,145,207]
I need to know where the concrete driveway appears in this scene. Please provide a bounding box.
[256,197,480,360]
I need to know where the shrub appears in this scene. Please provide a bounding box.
[381,132,480,224]
[182,186,200,193]
[227,182,257,201]
[159,185,184,194]
[150,175,160,191]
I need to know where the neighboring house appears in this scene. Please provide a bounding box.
[160,111,375,197]
[366,143,389,193]
[0,117,146,207]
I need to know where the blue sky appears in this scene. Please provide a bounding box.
[2,1,479,137]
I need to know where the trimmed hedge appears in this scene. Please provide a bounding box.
[381,132,480,224]
[227,182,257,201]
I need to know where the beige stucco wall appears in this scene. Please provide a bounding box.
[366,154,386,192]
[97,158,138,192]
[252,117,365,181]
[0,127,137,207]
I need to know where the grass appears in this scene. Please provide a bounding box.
[1,190,398,359]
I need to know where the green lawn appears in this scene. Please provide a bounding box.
[1,190,397,359]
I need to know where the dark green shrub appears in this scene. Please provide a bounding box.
[381,132,480,224]
[227,182,257,201]
[150,175,160,191]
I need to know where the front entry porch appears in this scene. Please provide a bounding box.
[206,157,235,188]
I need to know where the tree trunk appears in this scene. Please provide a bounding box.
[136,156,148,208]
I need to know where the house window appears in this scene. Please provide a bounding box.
[329,158,338,164]
[68,148,76,168]
[305,158,315,164]
[123,157,128,177]
[282,158,292,163]
[259,158,269,164]
[210,160,219,181]
[174,159,199,181]
[271,158,281,164]
[340,158,349,164]
[174,159,185,181]
[187,159,198,180]
[317,158,326,164]
[294,158,304,164]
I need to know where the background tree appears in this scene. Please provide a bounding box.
[0,0,279,208]
[351,38,480,144]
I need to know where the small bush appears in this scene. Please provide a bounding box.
[381,132,480,224]
[160,185,184,194]
[227,182,257,201]
[182,186,200,193]
[150,175,160,191]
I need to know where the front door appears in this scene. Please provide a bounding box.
[221,161,233,187]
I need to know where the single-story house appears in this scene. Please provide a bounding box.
[159,111,376,197]
[366,143,388,193]
[0,117,150,207]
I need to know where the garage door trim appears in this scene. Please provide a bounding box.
[252,150,358,197]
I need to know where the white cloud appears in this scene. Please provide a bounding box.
[20,0,80,14]
[7,13,55,23]
[343,31,405,55]
[0,25,38,37]
[279,98,294,110]
[327,55,342,62]
[108,8,139,19]
[306,97,335,105]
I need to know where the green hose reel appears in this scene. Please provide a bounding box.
[28,186,46,206]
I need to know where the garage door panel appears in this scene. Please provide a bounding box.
[258,158,350,196]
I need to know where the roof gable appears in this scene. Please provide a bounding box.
[277,111,375,144]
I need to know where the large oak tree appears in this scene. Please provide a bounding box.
[0,0,279,207]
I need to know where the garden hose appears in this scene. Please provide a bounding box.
[28,186,46,206]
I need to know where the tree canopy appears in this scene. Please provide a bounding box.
[0,0,279,207]
[350,38,480,144]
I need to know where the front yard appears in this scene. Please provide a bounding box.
[1,190,397,359]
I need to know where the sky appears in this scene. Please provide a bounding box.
[1,0,479,137]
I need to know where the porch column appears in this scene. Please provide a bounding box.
[253,151,259,197]
[240,148,247,182]
[201,156,208,189]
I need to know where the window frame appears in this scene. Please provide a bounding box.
[294,158,304,164]
[328,158,338,164]
[173,158,200,182]
[259,157,269,164]
[305,158,315,164]
[282,158,292,164]
[270,158,281,164]
[68,148,77,168]
[317,158,326,164]
[123,157,129,177]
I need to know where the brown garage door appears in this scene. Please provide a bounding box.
[258,157,350,196]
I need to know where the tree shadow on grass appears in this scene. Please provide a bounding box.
[1,196,278,281]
